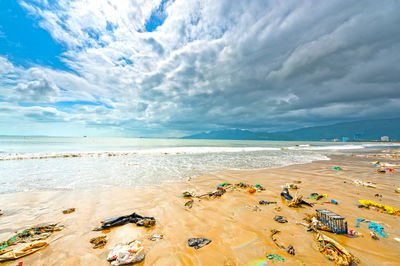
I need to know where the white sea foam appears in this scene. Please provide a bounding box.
[0,148,329,193]
[0,146,281,161]
[0,137,398,193]
[287,143,400,151]
[3,143,397,161]
[288,145,365,150]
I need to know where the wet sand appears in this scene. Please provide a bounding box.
[0,154,399,265]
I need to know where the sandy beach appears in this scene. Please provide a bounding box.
[0,153,399,265]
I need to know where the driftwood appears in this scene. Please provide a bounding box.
[316,232,358,266]
[0,241,48,261]
[270,229,295,255]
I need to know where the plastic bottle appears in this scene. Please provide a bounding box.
[348,230,357,236]
[330,199,338,204]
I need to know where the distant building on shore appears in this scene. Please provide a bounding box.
[381,136,389,142]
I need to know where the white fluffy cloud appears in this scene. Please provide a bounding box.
[1,0,399,136]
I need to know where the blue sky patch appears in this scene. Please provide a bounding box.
[55,101,114,111]
[144,0,171,32]
[118,56,134,66]
[0,1,70,71]
[106,21,117,32]
[18,100,113,112]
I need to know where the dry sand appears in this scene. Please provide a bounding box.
[0,154,399,265]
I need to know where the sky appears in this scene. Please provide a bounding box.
[0,0,399,137]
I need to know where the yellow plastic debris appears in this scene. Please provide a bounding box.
[358,200,400,215]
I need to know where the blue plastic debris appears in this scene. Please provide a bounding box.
[355,219,387,238]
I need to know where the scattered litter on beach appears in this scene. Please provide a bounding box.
[289,196,313,208]
[236,182,251,189]
[280,183,299,189]
[300,212,358,263]
[355,219,387,238]
[184,199,194,209]
[332,167,342,171]
[187,238,211,249]
[266,253,285,262]
[316,194,326,200]
[373,161,400,167]
[375,168,396,174]
[90,236,107,249]
[302,214,332,233]
[273,215,288,223]
[183,186,227,199]
[353,180,376,188]
[316,209,347,234]
[308,193,327,200]
[148,234,163,241]
[370,231,379,240]
[62,208,75,214]
[254,184,266,190]
[182,182,265,201]
[280,188,293,201]
[182,189,198,197]
[358,200,400,215]
[296,221,310,229]
[316,232,357,265]
[107,240,144,265]
[259,200,277,205]
[0,224,63,251]
[137,218,156,227]
[347,229,361,237]
[198,188,226,198]
[355,153,400,160]
[0,241,48,262]
[217,182,230,187]
[236,182,265,193]
[280,188,313,207]
[0,210,3,216]
[93,212,156,231]
[0,223,63,262]
[270,229,295,255]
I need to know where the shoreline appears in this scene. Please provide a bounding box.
[0,154,399,265]
[0,154,331,197]
[1,141,399,161]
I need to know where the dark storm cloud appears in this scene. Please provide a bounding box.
[1,0,399,136]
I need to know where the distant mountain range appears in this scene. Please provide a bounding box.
[181,118,400,141]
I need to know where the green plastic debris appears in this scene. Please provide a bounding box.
[0,230,28,250]
[217,182,229,187]
[266,254,285,262]
[332,167,342,170]
[255,184,262,188]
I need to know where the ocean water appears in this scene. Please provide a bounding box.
[0,136,398,193]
